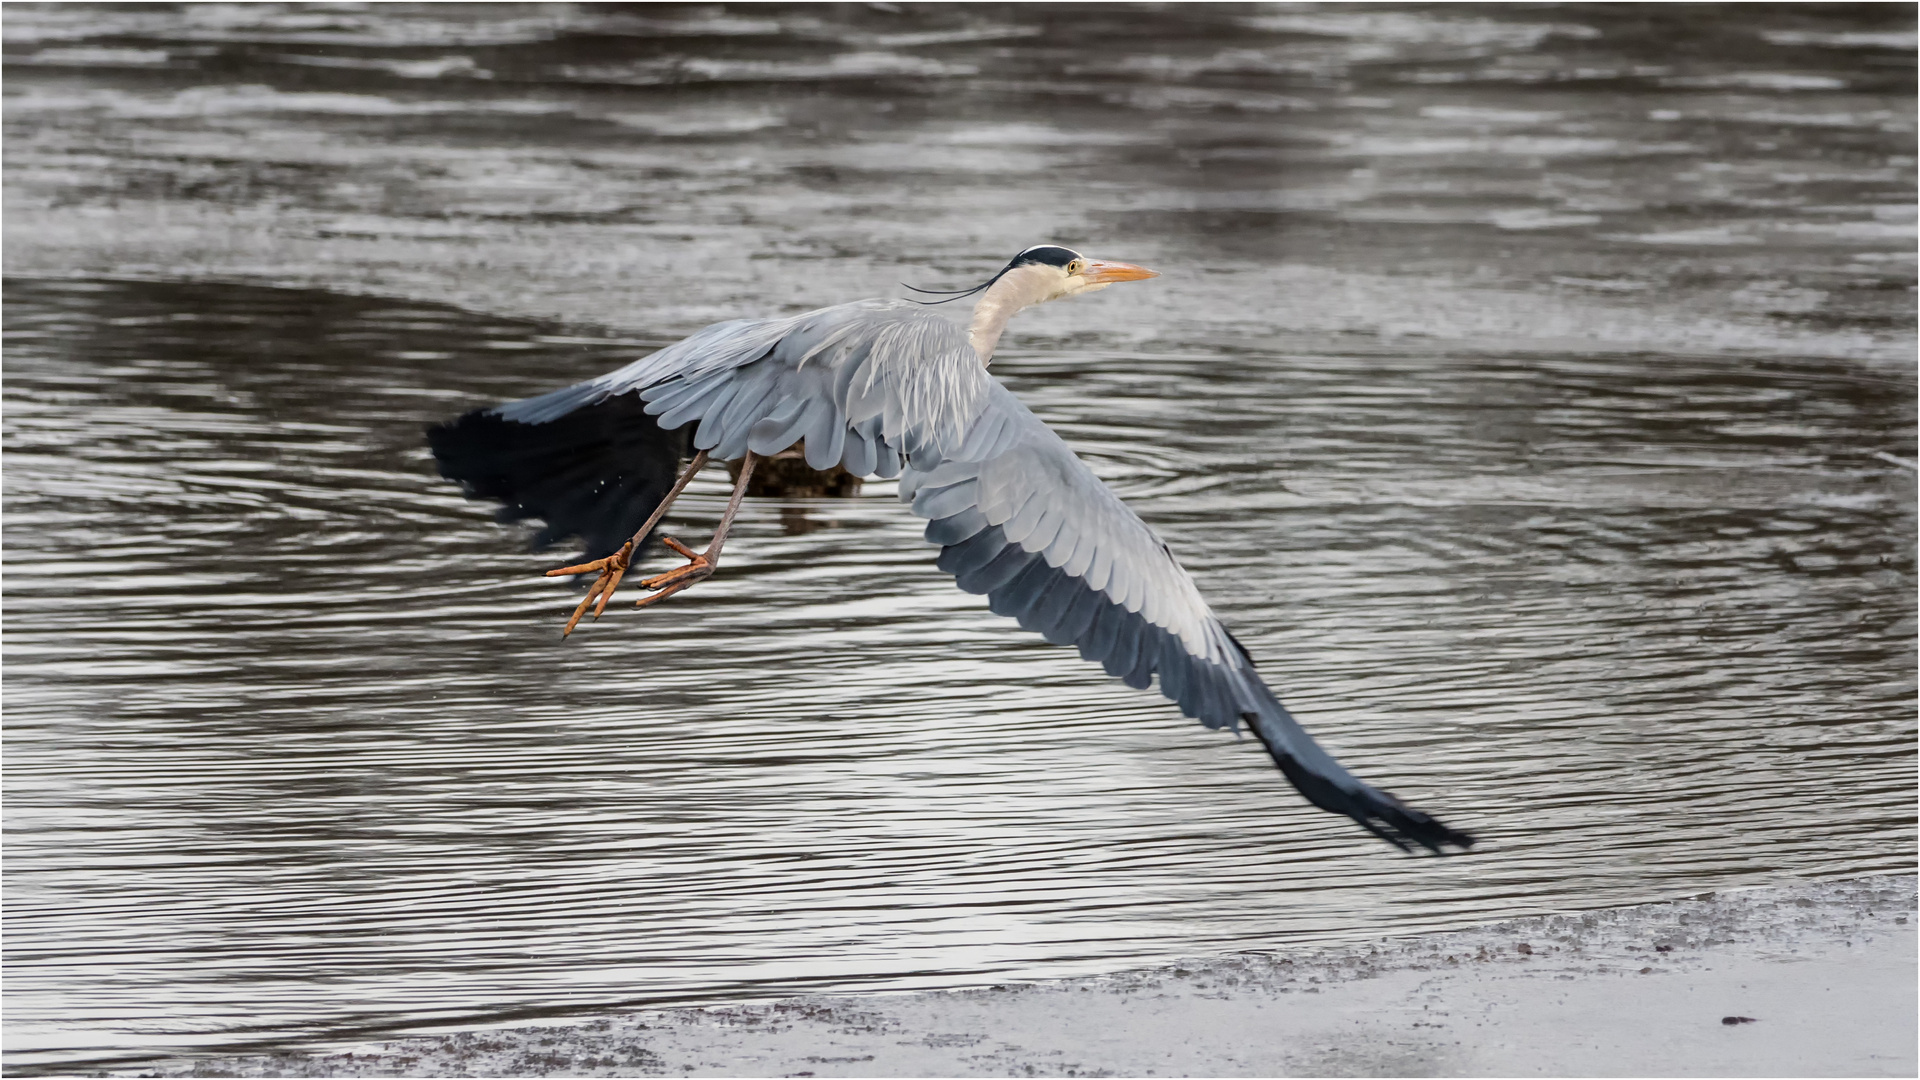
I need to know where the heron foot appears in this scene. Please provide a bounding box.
[545,541,635,638]
[542,448,750,638]
[632,535,715,609]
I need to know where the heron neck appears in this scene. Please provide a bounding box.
[967,266,1052,364]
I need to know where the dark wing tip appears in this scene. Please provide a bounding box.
[1375,799,1476,855]
[1272,752,1474,855]
[427,394,691,561]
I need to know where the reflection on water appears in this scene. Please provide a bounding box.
[2,1,1915,1072]
[5,276,1911,1070]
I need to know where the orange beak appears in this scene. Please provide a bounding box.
[1080,259,1159,284]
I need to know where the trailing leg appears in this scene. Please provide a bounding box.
[546,450,709,636]
[632,451,760,609]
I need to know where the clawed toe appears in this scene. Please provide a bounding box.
[548,541,634,638]
[545,540,633,582]
[636,535,713,595]
[632,580,697,609]
[544,532,720,637]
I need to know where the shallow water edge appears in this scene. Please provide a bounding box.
[92,874,1919,1078]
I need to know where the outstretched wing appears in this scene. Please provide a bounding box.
[432,298,991,560]
[496,299,992,474]
[901,382,1473,853]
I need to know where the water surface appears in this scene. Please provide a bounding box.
[3,3,1915,1072]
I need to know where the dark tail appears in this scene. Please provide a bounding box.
[427,391,691,561]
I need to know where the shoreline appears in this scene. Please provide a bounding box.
[103,873,1915,1078]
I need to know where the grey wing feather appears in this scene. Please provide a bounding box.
[498,319,793,425]
[436,299,967,564]
[904,383,1473,854]
[496,300,990,473]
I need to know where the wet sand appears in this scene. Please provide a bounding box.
[112,874,1914,1078]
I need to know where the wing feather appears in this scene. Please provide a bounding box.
[708,373,784,460]
[1021,505,1067,555]
[935,523,1006,578]
[1042,585,1103,647]
[652,378,734,432]
[1022,573,1082,638]
[747,397,809,455]
[513,299,990,480]
[999,489,1050,546]
[1104,614,1146,681]
[916,479,981,522]
[902,381,1473,853]
[1085,539,1117,596]
[957,544,1038,595]
[924,507,989,547]
[803,397,847,469]
[1080,600,1123,665]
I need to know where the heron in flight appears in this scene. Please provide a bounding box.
[430,245,1473,854]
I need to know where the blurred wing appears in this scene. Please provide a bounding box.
[496,299,991,475]
[428,391,691,561]
[434,298,990,559]
[901,383,1473,853]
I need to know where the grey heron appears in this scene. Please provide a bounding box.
[430,245,1473,854]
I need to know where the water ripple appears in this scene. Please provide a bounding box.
[2,1,1915,1070]
[3,275,1911,1070]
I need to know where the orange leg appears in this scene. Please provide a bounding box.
[546,449,709,637]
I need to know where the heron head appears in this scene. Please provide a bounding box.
[905,245,1159,308]
[908,245,1158,363]
[1002,245,1160,303]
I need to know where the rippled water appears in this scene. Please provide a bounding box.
[4,3,1916,1073]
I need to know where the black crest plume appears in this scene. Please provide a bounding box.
[902,245,1084,306]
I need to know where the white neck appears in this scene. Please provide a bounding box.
[966,264,1056,364]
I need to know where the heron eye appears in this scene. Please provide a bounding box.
[1067,260,1085,274]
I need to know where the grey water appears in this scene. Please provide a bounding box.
[3,3,1915,1072]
